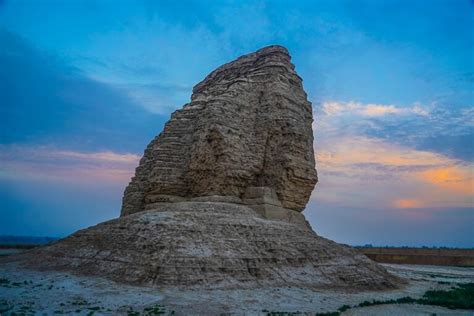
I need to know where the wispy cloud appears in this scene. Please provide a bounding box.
[316,136,449,169]
[315,100,473,161]
[322,101,429,117]
[55,150,140,163]
[118,83,192,114]
[0,145,139,185]
[313,135,473,210]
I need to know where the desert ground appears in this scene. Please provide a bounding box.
[1,262,473,315]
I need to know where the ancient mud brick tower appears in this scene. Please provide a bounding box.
[10,46,402,290]
[121,45,317,218]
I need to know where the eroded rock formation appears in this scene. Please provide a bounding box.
[121,45,317,216]
[6,45,403,291]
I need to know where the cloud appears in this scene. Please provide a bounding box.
[316,100,473,162]
[0,145,139,185]
[418,166,473,195]
[54,150,139,164]
[118,83,192,114]
[316,135,452,172]
[310,99,472,246]
[322,101,429,117]
[313,135,473,209]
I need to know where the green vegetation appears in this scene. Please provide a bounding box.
[313,283,474,315]
[422,283,474,309]
[88,306,102,311]
[355,283,474,310]
[357,296,416,307]
[337,305,351,312]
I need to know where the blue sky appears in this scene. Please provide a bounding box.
[0,0,473,247]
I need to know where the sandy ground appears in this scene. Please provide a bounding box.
[0,262,473,315]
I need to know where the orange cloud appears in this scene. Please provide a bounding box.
[313,135,473,209]
[316,136,451,169]
[393,199,425,208]
[418,166,473,195]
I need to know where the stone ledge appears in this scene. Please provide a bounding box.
[246,204,310,228]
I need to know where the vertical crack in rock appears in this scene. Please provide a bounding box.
[6,45,404,291]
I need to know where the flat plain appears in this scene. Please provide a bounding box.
[1,262,473,315]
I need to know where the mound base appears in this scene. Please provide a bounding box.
[8,202,403,290]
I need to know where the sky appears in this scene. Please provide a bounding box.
[0,0,473,247]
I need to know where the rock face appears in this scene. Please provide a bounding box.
[6,45,403,291]
[121,45,317,216]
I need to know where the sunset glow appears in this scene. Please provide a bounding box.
[393,199,425,209]
[419,167,473,195]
